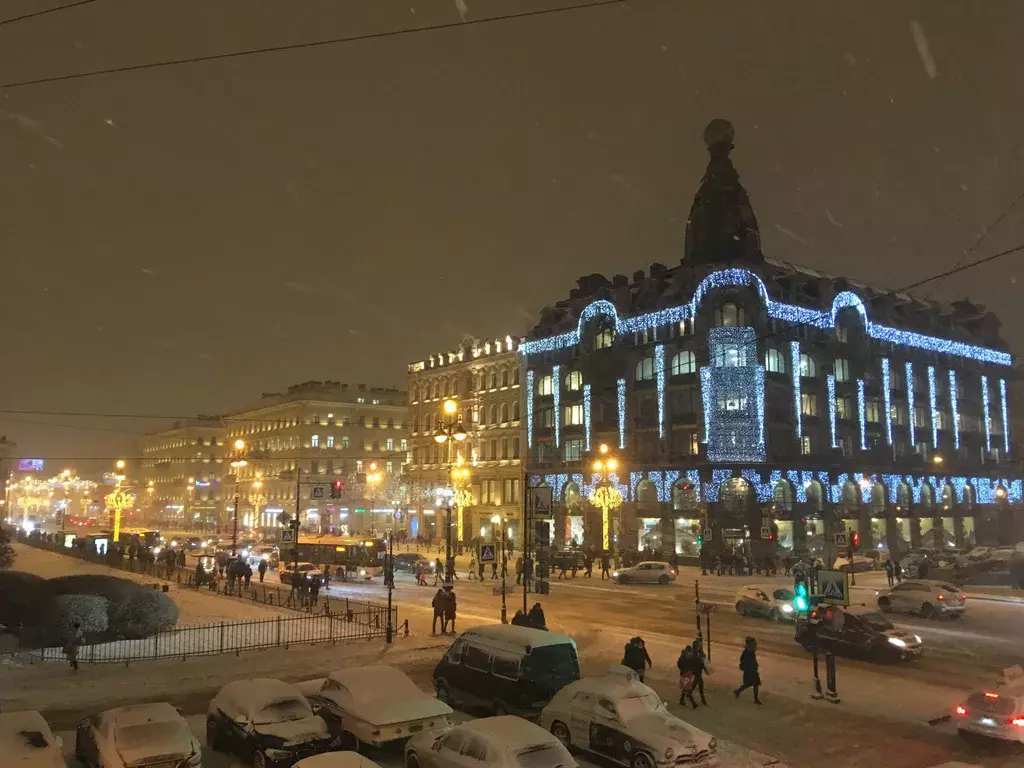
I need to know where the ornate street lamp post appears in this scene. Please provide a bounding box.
[433,398,467,585]
[230,439,248,557]
[590,444,622,554]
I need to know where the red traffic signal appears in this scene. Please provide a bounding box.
[330,479,344,499]
[851,531,861,548]
[333,480,343,489]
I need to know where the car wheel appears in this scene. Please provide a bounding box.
[736,602,746,616]
[252,751,268,768]
[436,678,453,705]
[631,750,655,768]
[877,597,891,612]
[659,575,670,585]
[407,753,421,768]
[205,719,219,752]
[920,602,936,619]
[619,575,630,585]
[551,721,571,748]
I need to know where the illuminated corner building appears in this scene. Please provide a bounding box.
[141,417,227,530]
[407,336,525,546]
[0,435,18,519]
[522,118,1021,558]
[220,382,408,536]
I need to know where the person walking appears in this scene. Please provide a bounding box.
[443,586,458,635]
[478,558,485,581]
[257,558,268,583]
[733,636,763,704]
[491,559,498,579]
[884,558,895,587]
[431,588,445,635]
[63,622,82,672]
[416,563,428,586]
[468,555,478,581]
[677,646,698,709]
[894,557,903,583]
[433,558,444,586]
[558,557,568,580]
[570,556,579,578]
[583,552,593,578]
[322,564,331,592]
[622,637,652,682]
[515,555,524,586]
[691,639,709,705]
[243,562,253,589]
[601,552,611,580]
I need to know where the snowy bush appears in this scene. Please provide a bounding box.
[107,589,178,639]
[51,594,109,641]
[0,526,14,569]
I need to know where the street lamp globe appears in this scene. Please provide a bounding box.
[599,443,609,455]
[115,460,126,471]
[607,458,618,471]
[593,460,604,472]
[454,423,468,441]
[443,399,458,415]
[233,439,245,451]
[433,428,448,444]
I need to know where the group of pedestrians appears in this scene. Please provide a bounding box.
[431,586,458,635]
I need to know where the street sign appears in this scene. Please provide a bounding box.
[760,527,771,539]
[697,603,717,615]
[834,532,849,548]
[816,569,850,606]
[281,529,295,544]
[704,528,712,541]
[480,544,496,563]
[311,486,325,499]
[531,486,553,519]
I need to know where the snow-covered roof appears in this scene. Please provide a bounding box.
[561,671,651,700]
[460,715,555,748]
[459,625,575,652]
[212,678,307,719]
[0,710,64,767]
[327,665,421,698]
[105,702,181,729]
[295,752,385,768]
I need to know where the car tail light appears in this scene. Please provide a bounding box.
[936,594,944,600]
[1010,717,1024,728]
[961,594,967,600]
[984,692,1000,699]
[670,569,676,575]
[955,705,968,717]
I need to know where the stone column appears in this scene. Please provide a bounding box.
[792,509,807,554]
[884,508,900,558]
[909,512,922,549]
[858,506,874,550]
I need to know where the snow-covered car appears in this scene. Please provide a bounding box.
[953,665,1024,743]
[309,665,453,748]
[832,555,876,573]
[876,579,967,619]
[280,562,323,586]
[611,562,677,585]
[295,753,385,768]
[734,586,797,623]
[405,716,576,768]
[75,702,200,768]
[0,709,66,768]
[207,678,336,768]
[541,668,717,768]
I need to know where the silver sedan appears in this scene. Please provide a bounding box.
[876,579,967,619]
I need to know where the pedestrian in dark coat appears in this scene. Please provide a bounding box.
[733,636,762,704]
[528,602,547,630]
[243,563,253,588]
[491,560,498,579]
[258,559,268,582]
[622,637,652,682]
[442,587,457,634]
[64,622,82,672]
[600,553,611,580]
[584,553,593,577]
[515,556,524,585]
[884,558,895,587]
[478,559,485,581]
[690,639,709,705]
[432,588,445,635]
[677,646,698,708]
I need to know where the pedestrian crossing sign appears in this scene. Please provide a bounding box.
[532,486,553,519]
[281,529,295,544]
[816,568,850,606]
[480,544,496,563]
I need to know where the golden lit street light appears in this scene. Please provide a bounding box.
[366,462,382,532]
[249,472,267,531]
[433,398,468,584]
[590,443,622,552]
[108,459,133,542]
[230,439,248,556]
[146,480,155,528]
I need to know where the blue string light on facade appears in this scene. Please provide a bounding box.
[700,367,712,441]
[906,362,916,447]
[616,378,627,449]
[552,364,561,448]
[519,268,1013,366]
[526,370,535,449]
[928,366,939,448]
[982,375,991,452]
[948,370,960,450]
[1000,378,1010,454]
[857,379,867,451]
[655,344,666,438]
[790,341,802,439]
[583,384,592,452]
[881,358,892,445]
[827,374,837,448]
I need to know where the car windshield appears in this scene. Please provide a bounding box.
[773,589,794,601]
[937,583,959,593]
[616,693,665,720]
[253,698,311,725]
[115,721,188,750]
[515,743,573,768]
[857,612,893,631]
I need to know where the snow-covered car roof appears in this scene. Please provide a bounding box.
[326,665,422,697]
[458,625,575,652]
[459,715,558,748]
[104,702,181,728]
[294,753,385,768]
[554,670,651,701]
[212,678,310,720]
[0,710,65,767]
[319,666,452,724]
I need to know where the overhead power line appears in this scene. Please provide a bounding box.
[0,0,627,90]
[0,0,99,27]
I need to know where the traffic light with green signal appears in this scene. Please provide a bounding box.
[793,573,809,612]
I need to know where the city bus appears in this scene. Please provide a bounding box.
[288,535,386,579]
[118,528,161,551]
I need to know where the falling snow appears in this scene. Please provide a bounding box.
[455,0,469,22]
[825,208,844,227]
[773,223,808,245]
[910,21,938,79]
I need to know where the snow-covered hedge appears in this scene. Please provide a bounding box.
[51,594,109,640]
[107,589,179,639]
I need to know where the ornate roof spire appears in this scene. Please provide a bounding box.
[684,119,764,266]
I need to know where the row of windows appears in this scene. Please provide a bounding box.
[308,435,409,451]
[416,402,521,432]
[412,438,522,464]
[412,368,521,402]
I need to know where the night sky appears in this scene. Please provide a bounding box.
[2,0,1023,468]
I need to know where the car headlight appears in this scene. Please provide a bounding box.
[265,747,292,759]
[612,571,619,577]
[360,569,366,576]
[152,547,161,555]
[887,637,906,648]
[263,554,270,560]
[664,748,674,760]
[708,738,717,752]
[782,604,794,613]
[914,634,922,643]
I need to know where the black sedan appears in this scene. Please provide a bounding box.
[795,605,923,662]
[392,552,432,574]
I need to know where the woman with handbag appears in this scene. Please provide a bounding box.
[677,646,699,708]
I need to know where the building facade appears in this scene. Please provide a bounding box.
[140,418,227,529]
[522,119,1022,562]
[407,336,525,545]
[222,381,408,537]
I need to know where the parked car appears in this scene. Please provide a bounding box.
[548,550,587,572]
[832,555,876,573]
[393,553,431,574]
[207,678,336,767]
[952,665,1024,744]
[0,710,66,768]
[876,579,967,619]
[309,665,453,748]
[734,586,797,622]
[541,669,718,768]
[796,605,923,662]
[434,625,580,717]
[611,562,677,585]
[405,716,576,768]
[280,562,324,586]
[75,702,200,768]
[296,754,385,768]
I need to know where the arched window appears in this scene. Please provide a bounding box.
[443,380,450,397]
[962,484,975,510]
[537,375,553,396]
[500,403,509,423]
[424,414,433,432]
[896,482,911,511]
[765,349,786,374]
[489,405,498,424]
[871,482,886,514]
[513,367,520,385]
[565,371,584,391]
[715,303,744,327]
[842,480,859,509]
[432,382,440,399]
[799,354,817,378]
[636,479,659,511]
[720,477,750,513]
[512,402,520,421]
[714,344,746,368]
[595,328,615,349]
[920,483,934,509]
[941,483,955,511]
[502,369,509,388]
[805,480,824,513]
[670,351,696,376]
[773,481,793,513]
[564,482,582,511]
[672,479,699,512]
[489,372,498,390]
[635,358,655,381]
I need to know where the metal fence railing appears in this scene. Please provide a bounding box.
[19,610,399,664]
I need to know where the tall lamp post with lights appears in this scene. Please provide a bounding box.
[433,398,467,584]
[589,444,623,554]
[230,439,248,557]
[59,469,72,537]
[249,472,267,534]
[366,463,382,534]
[491,513,508,623]
[107,460,134,544]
